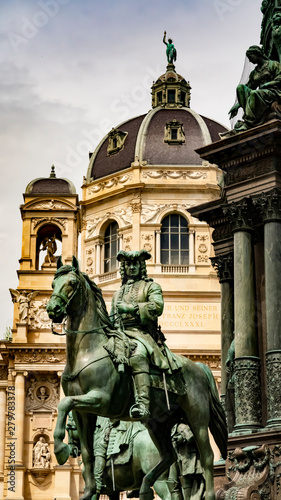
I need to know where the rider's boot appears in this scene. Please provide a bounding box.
[129,355,150,420]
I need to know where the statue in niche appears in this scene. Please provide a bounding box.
[229,45,281,132]
[40,235,57,264]
[163,31,177,64]
[9,289,38,322]
[33,437,51,468]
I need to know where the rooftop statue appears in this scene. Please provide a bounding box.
[46,255,227,500]
[163,31,177,64]
[229,45,281,132]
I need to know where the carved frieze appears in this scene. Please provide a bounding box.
[123,236,132,252]
[87,173,132,195]
[14,349,66,365]
[28,200,70,210]
[142,171,207,180]
[26,374,60,412]
[86,208,133,237]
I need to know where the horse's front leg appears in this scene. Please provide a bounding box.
[54,396,76,465]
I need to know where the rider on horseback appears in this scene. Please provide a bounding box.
[111,250,180,420]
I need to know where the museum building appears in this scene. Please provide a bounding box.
[0,61,227,499]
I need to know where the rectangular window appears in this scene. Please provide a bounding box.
[168,89,175,103]
[171,128,178,140]
[157,91,162,104]
[180,91,186,105]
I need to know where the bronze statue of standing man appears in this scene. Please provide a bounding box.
[163,31,177,64]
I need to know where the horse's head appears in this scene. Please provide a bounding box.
[46,256,87,323]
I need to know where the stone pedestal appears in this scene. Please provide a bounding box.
[190,119,281,499]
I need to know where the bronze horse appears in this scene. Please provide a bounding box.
[46,257,227,500]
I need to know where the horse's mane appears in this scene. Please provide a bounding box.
[54,265,112,329]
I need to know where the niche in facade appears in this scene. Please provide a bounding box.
[36,224,62,269]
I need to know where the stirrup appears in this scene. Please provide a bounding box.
[129,403,150,420]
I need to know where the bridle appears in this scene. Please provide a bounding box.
[50,274,85,336]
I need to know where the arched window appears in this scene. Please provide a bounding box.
[104,221,118,273]
[160,214,189,265]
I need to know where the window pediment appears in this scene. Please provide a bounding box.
[107,128,128,156]
[164,119,185,145]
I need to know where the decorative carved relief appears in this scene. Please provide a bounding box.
[87,173,132,195]
[142,170,207,180]
[9,290,39,323]
[266,350,281,424]
[86,208,133,238]
[0,366,8,380]
[141,203,191,224]
[29,200,70,210]
[142,234,154,253]
[32,217,67,231]
[26,374,60,411]
[15,349,66,364]
[217,444,281,500]
[234,357,262,429]
[29,299,51,330]
[123,236,132,252]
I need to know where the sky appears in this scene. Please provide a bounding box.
[0,0,263,334]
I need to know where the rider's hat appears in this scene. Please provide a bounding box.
[117,249,151,262]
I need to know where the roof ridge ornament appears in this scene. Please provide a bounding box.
[49,165,56,179]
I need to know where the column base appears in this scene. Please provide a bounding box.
[266,350,281,426]
[234,356,262,433]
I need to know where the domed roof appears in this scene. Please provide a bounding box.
[25,166,76,195]
[86,107,227,182]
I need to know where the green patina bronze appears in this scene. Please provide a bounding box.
[67,415,182,500]
[46,255,227,500]
[163,31,177,64]
[229,45,281,132]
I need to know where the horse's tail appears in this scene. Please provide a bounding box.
[197,362,228,459]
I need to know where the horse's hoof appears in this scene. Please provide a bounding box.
[55,443,70,465]
[139,488,154,500]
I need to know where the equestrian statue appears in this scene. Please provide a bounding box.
[46,252,227,500]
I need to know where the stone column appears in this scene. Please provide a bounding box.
[95,243,101,275]
[211,254,234,429]
[6,371,27,500]
[225,200,262,432]
[189,230,195,273]
[0,387,6,482]
[254,190,281,427]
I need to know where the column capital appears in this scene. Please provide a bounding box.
[223,199,255,232]
[210,254,233,282]
[12,370,28,378]
[253,189,281,222]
